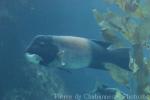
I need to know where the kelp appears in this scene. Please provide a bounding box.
[92,9,128,47]
[93,0,150,99]
[105,63,130,86]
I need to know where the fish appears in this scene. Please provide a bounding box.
[92,84,127,100]
[25,35,130,71]
[92,84,117,95]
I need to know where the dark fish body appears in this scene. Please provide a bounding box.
[26,35,130,71]
[92,85,127,100]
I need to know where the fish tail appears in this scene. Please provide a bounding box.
[108,48,130,71]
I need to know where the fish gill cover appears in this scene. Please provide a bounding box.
[93,0,150,99]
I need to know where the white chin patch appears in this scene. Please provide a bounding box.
[25,53,42,64]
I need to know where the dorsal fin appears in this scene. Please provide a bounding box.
[92,40,111,48]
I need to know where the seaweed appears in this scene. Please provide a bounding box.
[93,0,150,99]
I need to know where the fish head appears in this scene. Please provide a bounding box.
[25,35,59,66]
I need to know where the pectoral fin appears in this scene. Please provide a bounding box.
[57,50,66,67]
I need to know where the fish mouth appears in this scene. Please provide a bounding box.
[25,53,43,65]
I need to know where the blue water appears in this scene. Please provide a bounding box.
[0,0,130,100]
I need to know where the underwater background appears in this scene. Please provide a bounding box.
[1,0,150,100]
